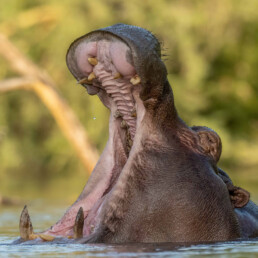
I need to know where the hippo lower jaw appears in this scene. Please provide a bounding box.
[19,33,148,240]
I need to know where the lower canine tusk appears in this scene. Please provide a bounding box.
[73,207,84,239]
[19,205,34,241]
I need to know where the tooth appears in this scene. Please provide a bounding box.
[90,224,95,233]
[121,120,128,129]
[29,233,38,240]
[73,207,84,239]
[77,77,92,85]
[113,72,121,79]
[88,57,98,66]
[114,110,123,118]
[128,139,133,147]
[130,75,141,85]
[19,205,33,241]
[38,234,55,241]
[88,72,96,81]
[131,109,137,117]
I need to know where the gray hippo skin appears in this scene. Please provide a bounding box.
[18,24,257,243]
[191,126,258,239]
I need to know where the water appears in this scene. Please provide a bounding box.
[0,201,257,257]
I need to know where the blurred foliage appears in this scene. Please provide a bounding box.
[0,0,257,198]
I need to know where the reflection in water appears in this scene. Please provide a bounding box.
[0,202,257,257]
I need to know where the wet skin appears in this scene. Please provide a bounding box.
[191,126,258,239]
[17,24,257,243]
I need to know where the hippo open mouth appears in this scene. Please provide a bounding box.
[33,24,164,239]
[19,24,252,244]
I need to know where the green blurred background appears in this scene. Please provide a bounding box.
[0,0,257,203]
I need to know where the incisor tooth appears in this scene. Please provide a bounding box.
[121,120,128,129]
[88,57,98,66]
[131,109,137,117]
[114,110,123,118]
[29,233,38,240]
[77,77,92,85]
[38,234,55,241]
[113,72,121,79]
[90,224,95,233]
[130,75,141,85]
[88,72,96,81]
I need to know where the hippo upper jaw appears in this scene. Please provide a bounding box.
[40,25,164,238]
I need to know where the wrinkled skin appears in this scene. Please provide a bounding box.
[191,126,258,238]
[217,168,258,238]
[17,24,257,244]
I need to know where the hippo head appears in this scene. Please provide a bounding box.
[18,24,244,243]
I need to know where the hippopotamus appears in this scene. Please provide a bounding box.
[18,24,258,243]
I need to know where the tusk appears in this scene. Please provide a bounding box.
[113,72,122,79]
[130,75,141,85]
[19,205,33,241]
[77,77,92,85]
[88,57,98,66]
[88,72,96,81]
[73,207,84,239]
[38,234,55,241]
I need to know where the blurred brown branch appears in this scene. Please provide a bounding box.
[0,33,99,174]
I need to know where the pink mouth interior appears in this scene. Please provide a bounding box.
[44,35,140,238]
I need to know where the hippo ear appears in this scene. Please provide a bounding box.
[229,187,250,208]
[192,126,222,163]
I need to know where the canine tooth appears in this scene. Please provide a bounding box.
[90,224,95,233]
[77,77,92,85]
[88,57,98,66]
[73,207,84,239]
[121,120,128,129]
[113,72,121,79]
[19,205,33,241]
[38,234,55,241]
[88,72,96,81]
[130,75,141,85]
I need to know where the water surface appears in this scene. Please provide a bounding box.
[0,201,257,257]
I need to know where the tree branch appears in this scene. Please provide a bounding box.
[0,34,99,174]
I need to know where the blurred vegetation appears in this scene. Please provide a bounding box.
[0,0,257,200]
